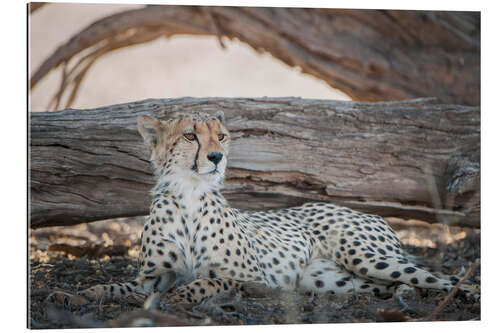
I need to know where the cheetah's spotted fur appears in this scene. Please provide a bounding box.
[73,112,479,304]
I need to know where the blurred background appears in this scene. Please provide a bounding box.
[29,3,349,111]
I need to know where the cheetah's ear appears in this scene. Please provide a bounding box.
[138,115,161,148]
[214,110,225,123]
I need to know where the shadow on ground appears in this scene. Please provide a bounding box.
[29,218,480,328]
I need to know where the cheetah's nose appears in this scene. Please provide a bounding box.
[207,152,223,165]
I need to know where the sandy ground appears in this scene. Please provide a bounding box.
[29,3,349,112]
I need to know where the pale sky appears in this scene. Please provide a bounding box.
[29,3,350,112]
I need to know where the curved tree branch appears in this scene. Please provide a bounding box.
[29,2,47,14]
[30,6,480,109]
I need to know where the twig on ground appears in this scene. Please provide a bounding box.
[395,295,409,312]
[425,258,480,321]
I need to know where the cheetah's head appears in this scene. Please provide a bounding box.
[137,111,230,191]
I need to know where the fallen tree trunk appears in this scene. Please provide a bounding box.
[30,6,480,108]
[30,97,480,229]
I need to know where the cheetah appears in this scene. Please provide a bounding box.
[52,111,479,305]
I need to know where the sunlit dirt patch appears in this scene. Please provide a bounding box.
[29,217,144,263]
[387,218,474,248]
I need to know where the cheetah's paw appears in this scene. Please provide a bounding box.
[394,284,416,299]
[46,291,90,306]
[193,289,244,320]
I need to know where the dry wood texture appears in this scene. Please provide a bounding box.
[30,6,480,109]
[30,97,480,229]
[29,2,47,14]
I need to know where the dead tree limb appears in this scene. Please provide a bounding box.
[29,2,47,14]
[30,6,480,108]
[29,97,480,229]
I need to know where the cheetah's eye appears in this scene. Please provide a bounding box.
[184,133,196,141]
[218,133,226,142]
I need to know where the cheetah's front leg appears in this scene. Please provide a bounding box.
[80,270,176,301]
[48,270,176,305]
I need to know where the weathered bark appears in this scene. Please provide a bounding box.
[30,97,480,229]
[30,6,480,109]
